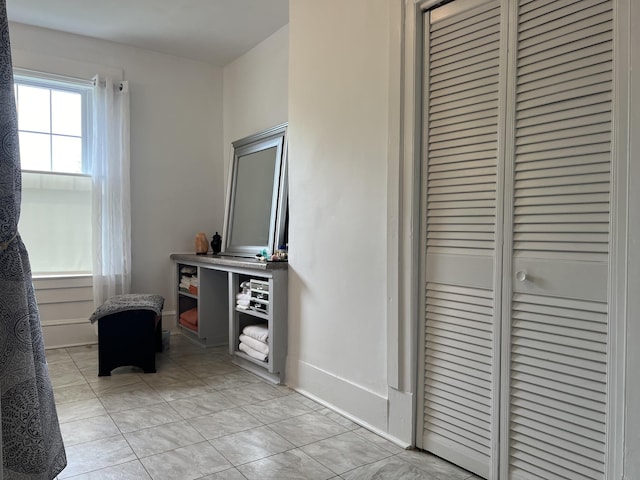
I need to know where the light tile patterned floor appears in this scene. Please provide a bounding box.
[48,335,480,479]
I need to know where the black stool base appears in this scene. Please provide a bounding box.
[97,309,162,376]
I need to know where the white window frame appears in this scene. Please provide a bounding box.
[13,68,93,175]
[15,69,95,277]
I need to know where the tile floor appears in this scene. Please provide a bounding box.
[48,334,480,480]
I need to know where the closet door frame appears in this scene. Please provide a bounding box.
[400,0,631,478]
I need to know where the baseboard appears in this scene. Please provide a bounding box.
[42,320,97,349]
[42,310,178,349]
[387,387,414,446]
[293,384,412,450]
[287,358,409,448]
[41,317,92,327]
[160,310,179,334]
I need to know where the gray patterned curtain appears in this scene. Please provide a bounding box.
[0,1,67,478]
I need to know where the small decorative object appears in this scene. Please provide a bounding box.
[211,232,222,254]
[255,248,269,262]
[269,250,288,262]
[195,232,208,255]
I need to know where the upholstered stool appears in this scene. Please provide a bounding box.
[89,294,164,376]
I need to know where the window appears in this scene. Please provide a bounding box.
[14,72,93,276]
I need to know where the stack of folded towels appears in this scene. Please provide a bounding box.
[179,307,198,331]
[236,281,250,310]
[179,266,198,295]
[238,324,269,362]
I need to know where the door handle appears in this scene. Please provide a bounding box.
[515,271,527,282]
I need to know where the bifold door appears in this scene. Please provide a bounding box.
[505,1,612,478]
[419,1,503,477]
[418,1,613,479]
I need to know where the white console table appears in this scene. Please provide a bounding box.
[170,253,288,384]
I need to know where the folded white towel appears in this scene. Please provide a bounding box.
[239,342,268,362]
[239,334,269,355]
[242,324,268,342]
[180,276,198,287]
[237,299,250,307]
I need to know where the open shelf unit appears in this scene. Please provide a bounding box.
[171,254,288,383]
[175,261,229,347]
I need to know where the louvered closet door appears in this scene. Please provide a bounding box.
[419,1,503,477]
[506,1,613,479]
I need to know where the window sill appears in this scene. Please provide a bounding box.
[32,273,92,280]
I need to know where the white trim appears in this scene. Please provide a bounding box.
[387,0,426,447]
[386,0,404,393]
[44,341,97,350]
[162,310,178,332]
[41,311,177,350]
[41,321,97,349]
[32,273,92,280]
[414,0,444,11]
[33,275,92,290]
[21,170,92,179]
[413,2,426,451]
[387,386,414,443]
[293,386,411,449]
[393,0,426,449]
[40,311,176,328]
[41,317,92,327]
[288,359,390,435]
[14,68,93,88]
[607,1,630,479]
[404,2,430,448]
[622,0,640,477]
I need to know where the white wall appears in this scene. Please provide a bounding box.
[288,0,397,437]
[223,25,289,192]
[222,5,411,444]
[9,23,225,345]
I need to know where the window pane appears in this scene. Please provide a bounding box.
[17,85,50,133]
[19,171,92,274]
[19,131,51,171]
[52,90,82,136]
[52,135,82,173]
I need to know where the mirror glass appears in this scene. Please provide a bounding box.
[229,147,277,247]
[222,124,288,258]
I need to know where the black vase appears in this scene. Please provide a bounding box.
[211,232,222,254]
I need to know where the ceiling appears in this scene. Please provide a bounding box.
[6,0,289,66]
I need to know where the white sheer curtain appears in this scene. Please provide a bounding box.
[91,76,131,307]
